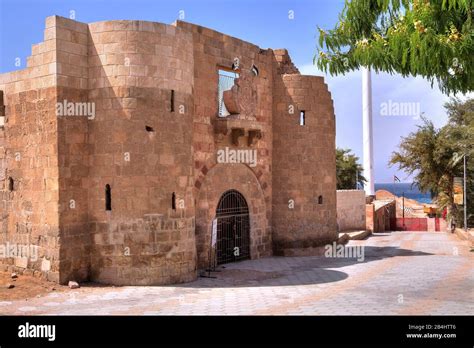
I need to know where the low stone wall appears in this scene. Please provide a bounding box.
[336,190,366,232]
[366,200,396,232]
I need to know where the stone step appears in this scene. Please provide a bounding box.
[338,230,371,241]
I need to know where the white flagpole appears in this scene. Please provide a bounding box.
[362,67,375,197]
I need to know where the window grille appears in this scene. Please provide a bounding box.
[218,69,238,117]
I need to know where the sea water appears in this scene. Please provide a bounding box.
[374,183,432,204]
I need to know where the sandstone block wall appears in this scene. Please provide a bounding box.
[336,190,366,231]
[0,22,61,281]
[85,19,197,285]
[272,72,338,256]
[0,125,6,237]
[175,21,274,268]
[53,17,91,283]
[366,200,396,232]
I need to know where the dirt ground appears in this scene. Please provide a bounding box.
[0,271,67,301]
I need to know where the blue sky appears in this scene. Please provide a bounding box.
[0,0,467,182]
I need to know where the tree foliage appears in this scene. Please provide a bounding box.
[336,148,367,189]
[316,0,474,94]
[390,98,474,226]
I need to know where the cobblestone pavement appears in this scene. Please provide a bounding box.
[2,232,473,315]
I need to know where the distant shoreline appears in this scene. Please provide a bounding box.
[374,183,432,204]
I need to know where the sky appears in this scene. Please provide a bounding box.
[0,0,468,183]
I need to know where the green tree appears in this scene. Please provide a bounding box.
[444,98,474,227]
[390,98,474,227]
[336,148,367,189]
[316,0,473,94]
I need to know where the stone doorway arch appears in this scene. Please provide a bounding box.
[194,163,271,269]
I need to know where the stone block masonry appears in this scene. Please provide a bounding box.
[0,16,337,285]
[336,190,366,232]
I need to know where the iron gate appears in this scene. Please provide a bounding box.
[215,190,250,265]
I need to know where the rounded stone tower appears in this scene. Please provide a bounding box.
[86,20,196,285]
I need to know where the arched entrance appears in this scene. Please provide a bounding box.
[215,190,250,264]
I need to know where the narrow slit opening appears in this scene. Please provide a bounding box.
[170,90,175,112]
[300,110,306,126]
[105,184,112,211]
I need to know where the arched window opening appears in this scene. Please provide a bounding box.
[8,177,14,191]
[318,195,323,205]
[172,192,176,210]
[251,64,259,77]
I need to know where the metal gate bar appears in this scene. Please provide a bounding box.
[216,190,250,265]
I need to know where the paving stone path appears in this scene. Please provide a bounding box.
[2,232,473,315]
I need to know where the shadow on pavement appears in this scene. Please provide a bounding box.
[173,245,433,289]
[77,246,433,290]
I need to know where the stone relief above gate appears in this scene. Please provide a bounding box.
[222,68,257,120]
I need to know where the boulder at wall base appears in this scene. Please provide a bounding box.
[68,281,80,289]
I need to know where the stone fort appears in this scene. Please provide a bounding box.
[0,16,336,285]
